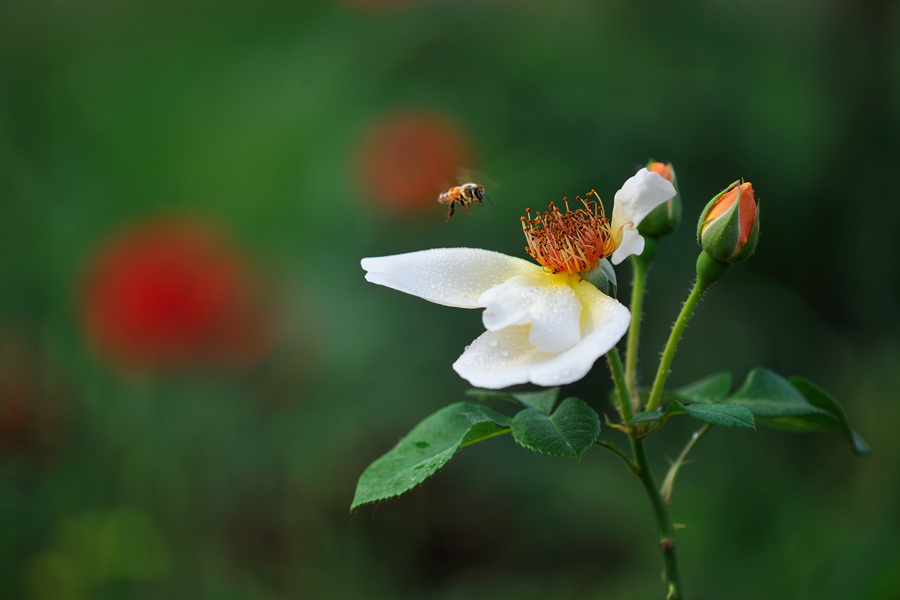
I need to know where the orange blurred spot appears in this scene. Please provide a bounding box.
[79,218,271,373]
[648,161,675,183]
[356,112,472,212]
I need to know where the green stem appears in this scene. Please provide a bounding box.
[645,279,710,413]
[625,257,648,412]
[606,347,633,423]
[594,440,638,474]
[606,343,684,599]
[631,436,684,600]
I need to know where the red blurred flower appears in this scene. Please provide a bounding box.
[80,218,271,372]
[356,112,472,211]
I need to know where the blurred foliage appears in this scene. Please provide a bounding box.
[1,0,899,598]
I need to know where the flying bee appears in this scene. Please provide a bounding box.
[438,170,494,221]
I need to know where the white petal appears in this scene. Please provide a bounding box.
[610,168,677,234]
[453,279,631,388]
[361,248,541,309]
[478,272,582,353]
[610,226,644,265]
[479,273,546,331]
[526,280,582,353]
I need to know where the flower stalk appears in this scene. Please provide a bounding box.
[625,236,658,411]
[608,343,684,600]
[645,275,708,413]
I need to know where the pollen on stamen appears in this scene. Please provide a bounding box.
[521,191,616,274]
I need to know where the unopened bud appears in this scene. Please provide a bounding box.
[580,258,617,299]
[638,161,682,237]
[697,181,759,263]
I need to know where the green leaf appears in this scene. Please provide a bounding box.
[510,388,560,414]
[628,409,667,425]
[351,403,512,510]
[787,378,871,456]
[724,368,830,418]
[464,387,560,414]
[677,402,755,429]
[673,372,732,403]
[511,397,600,459]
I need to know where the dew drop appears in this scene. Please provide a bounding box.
[501,350,509,357]
[552,374,561,382]
[561,369,571,377]
[476,355,485,365]
[487,339,499,348]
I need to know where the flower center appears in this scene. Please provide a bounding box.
[521,191,615,274]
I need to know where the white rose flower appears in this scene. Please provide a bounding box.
[361,168,676,389]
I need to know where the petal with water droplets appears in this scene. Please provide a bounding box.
[453,279,630,388]
[362,248,541,308]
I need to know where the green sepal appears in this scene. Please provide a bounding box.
[351,403,512,510]
[730,202,761,263]
[511,397,601,459]
[465,387,560,415]
[580,258,617,299]
[700,195,741,262]
[696,181,738,245]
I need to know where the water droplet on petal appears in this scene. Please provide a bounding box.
[501,350,509,357]
[476,355,485,364]
[487,339,499,348]
[561,369,571,377]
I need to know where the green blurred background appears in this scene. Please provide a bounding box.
[2,0,899,598]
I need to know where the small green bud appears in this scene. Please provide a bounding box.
[638,161,682,237]
[697,181,759,263]
[580,258,617,299]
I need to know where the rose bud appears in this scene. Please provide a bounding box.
[638,161,682,237]
[697,181,759,263]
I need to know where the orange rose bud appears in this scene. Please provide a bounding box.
[638,161,681,237]
[697,181,759,263]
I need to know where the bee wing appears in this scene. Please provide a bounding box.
[456,167,498,189]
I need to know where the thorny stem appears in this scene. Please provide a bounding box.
[607,346,684,599]
[606,347,633,423]
[631,437,684,600]
[645,279,710,413]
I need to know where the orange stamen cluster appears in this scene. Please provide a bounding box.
[521,191,615,274]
